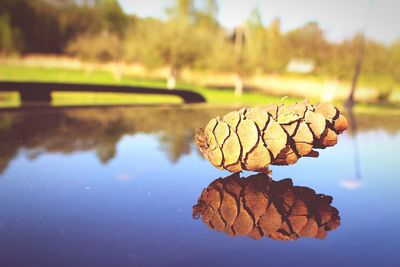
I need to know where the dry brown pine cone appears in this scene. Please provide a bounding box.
[193,173,340,240]
[195,101,348,172]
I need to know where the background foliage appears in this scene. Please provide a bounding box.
[0,0,399,98]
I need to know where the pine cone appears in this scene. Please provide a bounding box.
[193,173,340,241]
[195,101,348,172]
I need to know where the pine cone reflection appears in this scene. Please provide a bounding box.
[193,173,340,240]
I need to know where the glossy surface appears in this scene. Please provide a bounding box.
[0,106,399,267]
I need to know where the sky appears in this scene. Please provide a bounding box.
[117,0,400,44]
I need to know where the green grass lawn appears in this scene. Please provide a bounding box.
[1,64,399,115]
[0,64,301,107]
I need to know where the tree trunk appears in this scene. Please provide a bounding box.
[167,66,177,90]
[113,62,122,81]
[234,74,243,97]
[346,36,365,108]
[86,64,94,77]
[346,59,362,108]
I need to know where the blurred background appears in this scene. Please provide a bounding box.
[0,0,399,107]
[1,3,400,266]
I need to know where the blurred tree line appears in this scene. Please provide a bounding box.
[1,0,399,92]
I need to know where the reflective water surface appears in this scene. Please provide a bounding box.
[0,105,399,267]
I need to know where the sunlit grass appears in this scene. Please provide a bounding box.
[0,64,398,111]
[53,92,182,106]
[0,92,20,107]
[352,103,400,115]
[0,64,297,106]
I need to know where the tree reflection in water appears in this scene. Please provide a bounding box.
[340,107,363,189]
[193,172,340,240]
[0,106,226,173]
[0,106,399,174]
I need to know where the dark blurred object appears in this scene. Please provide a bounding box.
[0,81,206,105]
[193,172,340,240]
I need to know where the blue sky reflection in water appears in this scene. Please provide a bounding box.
[0,106,399,267]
